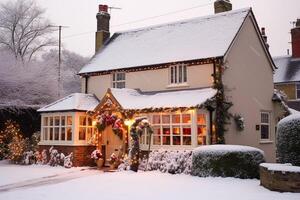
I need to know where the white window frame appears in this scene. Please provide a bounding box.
[140,112,196,147]
[296,83,300,99]
[260,112,271,141]
[169,64,187,85]
[112,72,126,88]
[40,113,73,145]
[78,115,95,142]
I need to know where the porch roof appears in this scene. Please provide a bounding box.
[37,93,100,113]
[109,88,217,110]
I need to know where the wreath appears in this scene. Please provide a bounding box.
[96,113,124,140]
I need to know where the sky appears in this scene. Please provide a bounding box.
[26,0,300,57]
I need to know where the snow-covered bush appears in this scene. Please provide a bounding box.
[22,151,35,165]
[41,149,48,164]
[191,145,265,179]
[64,152,73,168]
[48,146,66,166]
[277,114,300,166]
[120,149,193,174]
[146,150,192,174]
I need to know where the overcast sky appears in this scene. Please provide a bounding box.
[32,0,300,57]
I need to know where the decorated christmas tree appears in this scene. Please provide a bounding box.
[0,120,26,162]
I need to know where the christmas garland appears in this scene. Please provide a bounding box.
[96,113,124,140]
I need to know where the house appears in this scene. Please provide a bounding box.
[38,0,285,166]
[273,19,300,111]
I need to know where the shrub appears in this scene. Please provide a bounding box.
[191,145,265,179]
[118,149,192,174]
[277,114,300,166]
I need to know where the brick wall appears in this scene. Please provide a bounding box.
[39,145,96,167]
[260,166,300,192]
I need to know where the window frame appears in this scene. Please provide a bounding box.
[112,72,126,89]
[260,112,271,141]
[140,112,193,147]
[78,115,95,142]
[169,64,187,85]
[41,114,73,144]
[296,83,300,99]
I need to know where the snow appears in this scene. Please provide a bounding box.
[0,169,299,200]
[79,8,250,74]
[110,88,217,110]
[37,93,99,112]
[260,163,300,173]
[0,160,85,186]
[289,108,300,115]
[193,145,264,155]
[278,113,300,125]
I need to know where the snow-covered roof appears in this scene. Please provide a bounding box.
[273,56,300,83]
[79,8,250,74]
[38,93,99,113]
[109,88,217,110]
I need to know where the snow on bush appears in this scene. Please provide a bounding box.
[119,149,192,174]
[191,145,265,179]
[20,147,73,168]
[277,114,300,166]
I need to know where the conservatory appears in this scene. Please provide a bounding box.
[37,88,217,166]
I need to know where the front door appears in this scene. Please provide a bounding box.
[101,125,123,166]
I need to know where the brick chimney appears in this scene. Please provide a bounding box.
[214,0,232,14]
[95,5,110,52]
[261,27,269,49]
[291,19,300,58]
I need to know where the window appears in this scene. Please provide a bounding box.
[112,73,126,88]
[296,83,300,99]
[170,64,187,84]
[141,112,193,146]
[79,116,94,141]
[42,115,73,142]
[197,114,207,145]
[260,112,270,140]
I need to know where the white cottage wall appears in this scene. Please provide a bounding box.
[223,15,285,162]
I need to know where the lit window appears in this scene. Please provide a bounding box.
[112,72,125,88]
[79,116,95,141]
[297,83,300,99]
[142,112,194,146]
[261,112,270,140]
[197,114,207,145]
[41,115,73,142]
[170,64,187,84]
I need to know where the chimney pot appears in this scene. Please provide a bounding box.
[99,4,108,13]
[214,0,232,14]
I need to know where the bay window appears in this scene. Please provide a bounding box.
[42,115,73,142]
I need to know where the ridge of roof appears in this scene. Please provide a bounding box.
[115,7,251,35]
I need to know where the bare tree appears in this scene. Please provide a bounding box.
[0,0,55,62]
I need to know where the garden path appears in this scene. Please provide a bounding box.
[0,168,100,193]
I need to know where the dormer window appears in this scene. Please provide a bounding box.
[112,72,125,88]
[170,64,187,84]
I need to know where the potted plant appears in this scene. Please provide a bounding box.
[109,153,120,170]
[91,149,104,168]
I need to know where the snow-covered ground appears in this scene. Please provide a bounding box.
[0,162,299,200]
[0,160,87,186]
